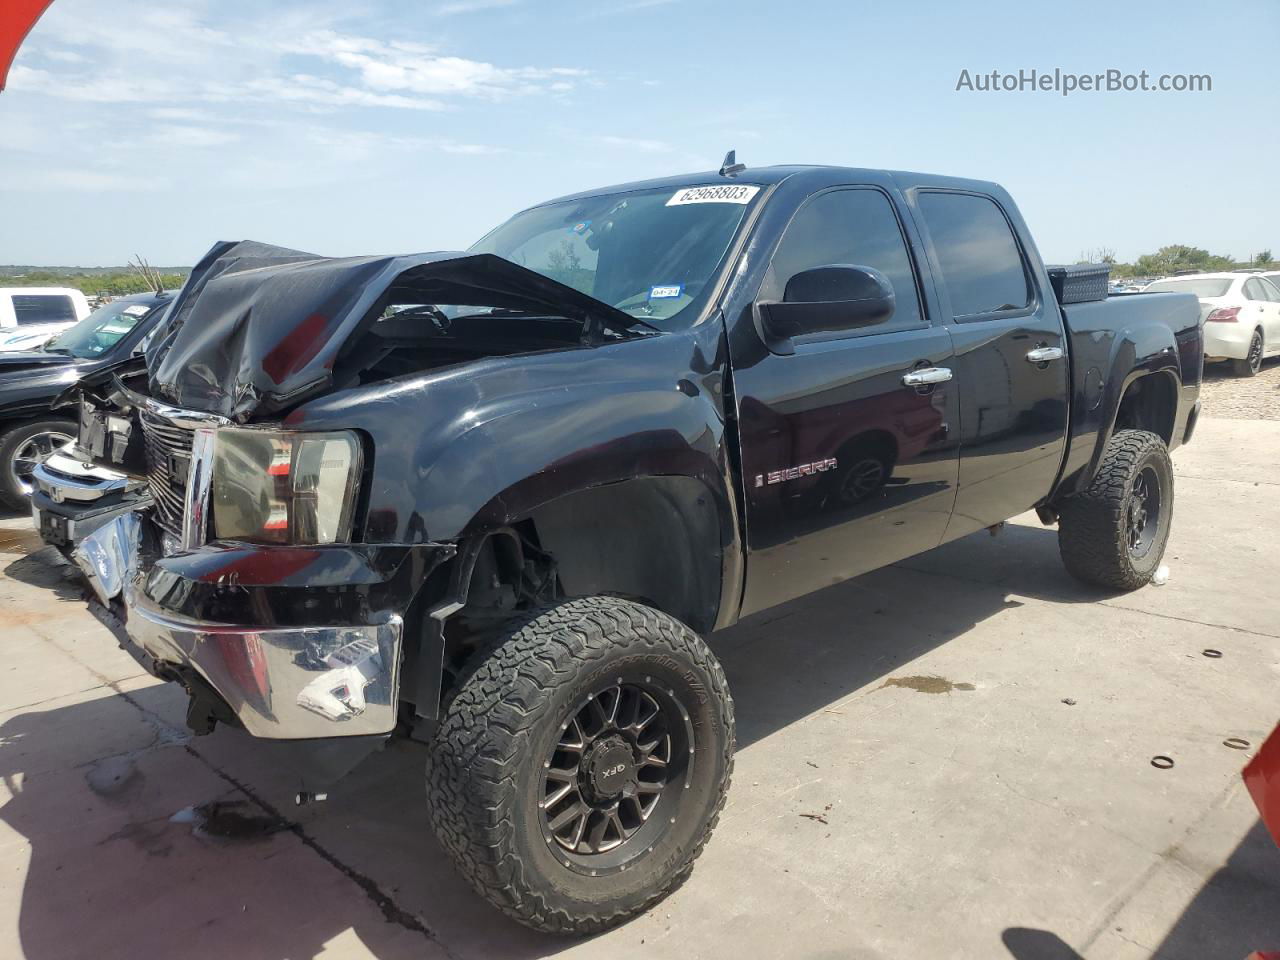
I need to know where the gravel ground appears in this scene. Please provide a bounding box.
[1198,357,1280,420]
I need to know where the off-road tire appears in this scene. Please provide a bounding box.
[0,418,75,510]
[1231,328,1263,377]
[426,596,734,935]
[1057,429,1174,590]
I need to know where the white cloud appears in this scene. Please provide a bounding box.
[290,30,588,101]
[241,74,446,111]
[435,0,522,15]
[595,134,674,153]
[150,125,241,148]
[21,169,164,192]
[13,8,588,111]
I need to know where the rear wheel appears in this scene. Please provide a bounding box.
[1057,429,1173,590]
[1231,329,1263,377]
[426,596,734,934]
[0,418,75,510]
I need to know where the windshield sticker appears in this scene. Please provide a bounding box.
[571,219,592,234]
[667,184,760,206]
[649,285,683,300]
[122,305,150,316]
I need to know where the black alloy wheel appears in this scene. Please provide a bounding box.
[541,679,691,872]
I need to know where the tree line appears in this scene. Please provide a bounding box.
[1079,246,1275,278]
[0,269,189,296]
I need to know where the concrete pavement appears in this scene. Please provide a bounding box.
[0,416,1277,959]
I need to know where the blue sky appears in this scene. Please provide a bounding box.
[1,0,1276,266]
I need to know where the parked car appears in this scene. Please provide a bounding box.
[0,291,171,509]
[0,286,91,351]
[43,164,1201,933]
[1144,272,1280,376]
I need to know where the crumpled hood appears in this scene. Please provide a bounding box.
[146,240,641,421]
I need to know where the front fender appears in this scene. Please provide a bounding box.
[289,324,736,545]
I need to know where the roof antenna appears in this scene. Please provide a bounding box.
[719,149,746,178]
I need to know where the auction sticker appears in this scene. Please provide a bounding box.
[667,184,760,206]
[649,284,683,299]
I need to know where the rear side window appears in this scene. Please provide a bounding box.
[1144,277,1233,297]
[918,192,1030,318]
[12,294,77,325]
[1244,278,1267,301]
[1260,278,1280,302]
[763,188,923,332]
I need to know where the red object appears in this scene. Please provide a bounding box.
[1206,306,1241,323]
[0,0,53,91]
[1244,723,1280,848]
[261,312,331,384]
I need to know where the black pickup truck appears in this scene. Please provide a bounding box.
[42,162,1202,933]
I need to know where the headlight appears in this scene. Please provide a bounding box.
[210,429,362,545]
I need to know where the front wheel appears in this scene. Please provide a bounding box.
[1057,429,1174,590]
[0,418,75,510]
[426,596,734,934]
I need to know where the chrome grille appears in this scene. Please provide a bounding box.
[139,408,195,533]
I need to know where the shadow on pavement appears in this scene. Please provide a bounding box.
[0,522,1146,959]
[1002,821,1280,959]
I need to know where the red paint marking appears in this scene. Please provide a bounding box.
[1,0,54,91]
[261,312,330,384]
[1244,723,1280,849]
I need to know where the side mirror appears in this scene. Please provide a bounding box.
[758,264,896,342]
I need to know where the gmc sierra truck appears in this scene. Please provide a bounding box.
[38,161,1203,934]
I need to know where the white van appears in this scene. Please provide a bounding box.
[0,287,92,351]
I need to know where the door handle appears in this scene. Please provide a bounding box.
[1025,346,1065,363]
[902,367,953,386]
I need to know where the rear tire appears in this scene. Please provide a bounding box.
[0,418,75,511]
[1057,429,1174,591]
[426,596,734,934]
[1231,329,1263,377]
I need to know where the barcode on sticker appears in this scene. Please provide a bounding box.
[667,184,760,206]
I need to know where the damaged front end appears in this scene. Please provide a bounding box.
[51,238,644,784]
[54,239,646,781]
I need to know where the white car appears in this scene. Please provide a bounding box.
[0,287,91,351]
[1143,272,1280,376]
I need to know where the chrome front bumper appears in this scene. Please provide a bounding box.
[74,513,405,740]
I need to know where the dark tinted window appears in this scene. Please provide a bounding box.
[764,188,922,331]
[918,192,1030,317]
[12,294,77,325]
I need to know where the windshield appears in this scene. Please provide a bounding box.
[1144,277,1233,298]
[45,299,154,358]
[469,183,761,328]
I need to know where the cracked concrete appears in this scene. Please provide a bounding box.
[0,416,1277,959]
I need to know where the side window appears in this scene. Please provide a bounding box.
[1243,278,1265,301]
[12,294,77,325]
[762,188,923,332]
[917,192,1031,318]
[1261,279,1280,302]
